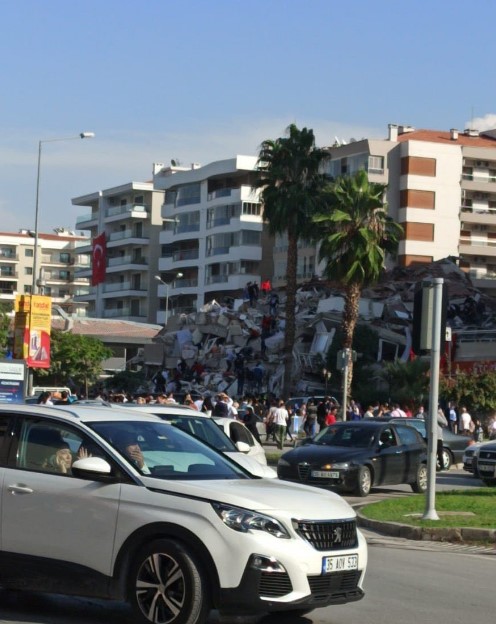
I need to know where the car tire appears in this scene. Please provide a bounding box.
[442,449,452,470]
[411,463,428,493]
[128,538,209,624]
[354,466,372,497]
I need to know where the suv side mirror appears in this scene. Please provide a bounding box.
[236,441,251,453]
[72,456,115,481]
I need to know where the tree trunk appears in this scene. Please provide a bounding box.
[282,232,298,398]
[342,282,361,395]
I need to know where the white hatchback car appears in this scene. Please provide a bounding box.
[0,403,367,624]
[111,403,277,478]
[213,416,269,466]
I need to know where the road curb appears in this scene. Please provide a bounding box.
[356,507,496,543]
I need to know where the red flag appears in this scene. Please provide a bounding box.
[92,232,107,286]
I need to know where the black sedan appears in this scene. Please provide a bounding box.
[386,418,468,470]
[277,421,427,497]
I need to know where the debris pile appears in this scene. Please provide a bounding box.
[141,258,496,397]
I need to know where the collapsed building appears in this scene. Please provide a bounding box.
[140,258,496,398]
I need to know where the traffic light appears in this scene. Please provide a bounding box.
[412,281,448,355]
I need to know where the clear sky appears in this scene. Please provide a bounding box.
[1,0,496,234]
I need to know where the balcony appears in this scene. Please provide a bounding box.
[104,204,149,221]
[459,238,496,257]
[76,212,99,227]
[0,251,18,261]
[107,255,148,268]
[107,229,150,246]
[0,270,17,279]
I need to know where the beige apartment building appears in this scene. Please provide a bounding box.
[326,124,496,295]
[0,229,89,314]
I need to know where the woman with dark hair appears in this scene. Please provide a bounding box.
[201,395,214,416]
[37,391,53,406]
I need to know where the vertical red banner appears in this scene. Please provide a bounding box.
[92,232,107,286]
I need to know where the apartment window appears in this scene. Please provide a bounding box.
[59,270,70,280]
[25,267,33,276]
[368,156,384,173]
[24,285,32,294]
[242,202,261,216]
[176,184,201,207]
[134,195,144,204]
[44,287,52,296]
[25,249,34,258]
[60,252,70,263]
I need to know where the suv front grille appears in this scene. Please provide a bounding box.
[258,571,293,597]
[308,570,361,602]
[295,519,358,551]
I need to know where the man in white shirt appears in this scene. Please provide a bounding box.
[273,400,289,450]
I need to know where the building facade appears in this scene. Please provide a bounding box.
[71,181,164,322]
[153,156,271,320]
[0,229,89,315]
[326,124,496,294]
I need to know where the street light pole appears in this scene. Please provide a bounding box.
[155,273,183,326]
[32,132,95,294]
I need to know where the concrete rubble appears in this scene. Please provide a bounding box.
[140,258,496,397]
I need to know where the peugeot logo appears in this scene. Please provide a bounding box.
[332,527,342,543]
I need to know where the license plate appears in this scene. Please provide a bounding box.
[311,470,339,478]
[478,464,496,474]
[323,554,358,574]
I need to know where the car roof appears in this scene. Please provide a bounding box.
[0,403,165,425]
[112,404,205,417]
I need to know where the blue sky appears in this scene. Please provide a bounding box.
[1,0,496,234]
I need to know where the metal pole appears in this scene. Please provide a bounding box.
[32,140,42,294]
[341,348,349,421]
[423,278,443,521]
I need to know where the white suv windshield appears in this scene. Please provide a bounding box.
[89,420,248,480]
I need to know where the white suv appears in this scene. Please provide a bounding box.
[0,404,367,624]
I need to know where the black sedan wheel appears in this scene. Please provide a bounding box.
[129,539,209,624]
[411,463,428,493]
[354,466,372,497]
[442,449,452,470]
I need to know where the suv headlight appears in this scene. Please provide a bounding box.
[212,502,290,538]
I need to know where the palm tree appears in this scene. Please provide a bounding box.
[255,124,330,396]
[314,169,403,393]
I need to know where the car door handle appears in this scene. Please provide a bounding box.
[7,484,34,495]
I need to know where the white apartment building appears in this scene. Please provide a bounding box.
[153,156,272,321]
[326,124,496,294]
[0,229,89,314]
[71,181,164,322]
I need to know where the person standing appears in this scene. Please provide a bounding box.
[436,406,448,471]
[273,400,289,450]
[448,402,458,434]
[304,400,318,436]
[460,406,473,436]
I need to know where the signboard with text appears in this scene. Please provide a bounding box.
[0,359,26,403]
[13,294,52,368]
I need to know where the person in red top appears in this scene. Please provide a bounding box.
[325,406,338,426]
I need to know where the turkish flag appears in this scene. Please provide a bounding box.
[92,232,107,286]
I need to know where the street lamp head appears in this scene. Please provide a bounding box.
[80,132,95,139]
